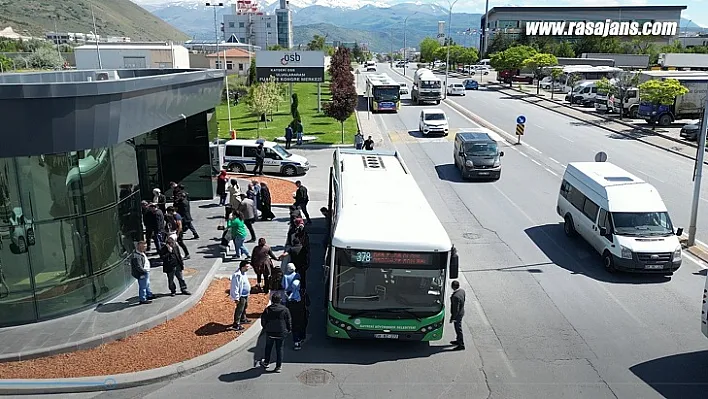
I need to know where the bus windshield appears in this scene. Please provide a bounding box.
[332,249,446,318]
[373,86,400,102]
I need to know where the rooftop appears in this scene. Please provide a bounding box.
[568,162,644,188]
[75,43,185,51]
[206,48,254,58]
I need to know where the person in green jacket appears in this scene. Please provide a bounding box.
[227,211,251,259]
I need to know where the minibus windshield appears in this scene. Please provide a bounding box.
[611,212,674,236]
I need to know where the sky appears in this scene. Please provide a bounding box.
[131,0,706,27]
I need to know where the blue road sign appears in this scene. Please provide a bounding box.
[517,115,526,124]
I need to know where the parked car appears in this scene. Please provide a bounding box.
[680,120,702,141]
[463,79,479,90]
[447,83,466,96]
[469,65,490,75]
[399,82,409,95]
[9,208,35,253]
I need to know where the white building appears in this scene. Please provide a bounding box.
[75,43,190,70]
[222,0,293,50]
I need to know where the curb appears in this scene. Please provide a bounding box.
[0,258,224,363]
[679,234,708,264]
[0,319,263,395]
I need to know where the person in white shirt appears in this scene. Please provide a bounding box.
[229,260,252,331]
[130,241,154,304]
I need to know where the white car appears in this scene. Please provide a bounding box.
[419,109,449,136]
[469,65,490,75]
[9,208,35,253]
[399,82,409,95]
[447,83,465,96]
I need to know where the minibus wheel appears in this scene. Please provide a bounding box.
[563,215,576,237]
[602,251,616,273]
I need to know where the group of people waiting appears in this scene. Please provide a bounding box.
[229,202,313,373]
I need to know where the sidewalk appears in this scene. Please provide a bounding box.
[0,180,295,363]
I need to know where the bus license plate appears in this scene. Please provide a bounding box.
[645,264,663,270]
[374,334,398,339]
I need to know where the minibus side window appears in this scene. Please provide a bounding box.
[225,146,242,157]
[582,198,599,221]
[597,209,613,242]
[566,184,587,211]
[559,180,571,198]
[243,147,258,158]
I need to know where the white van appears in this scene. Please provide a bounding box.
[223,139,309,176]
[565,81,598,105]
[556,161,683,274]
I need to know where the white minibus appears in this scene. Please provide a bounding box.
[557,161,683,274]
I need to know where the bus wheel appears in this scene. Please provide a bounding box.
[602,251,617,273]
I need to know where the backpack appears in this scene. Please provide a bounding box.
[270,267,284,290]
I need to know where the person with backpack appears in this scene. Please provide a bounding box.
[258,292,291,373]
[269,265,285,303]
[165,206,190,259]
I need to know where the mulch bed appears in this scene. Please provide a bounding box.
[228,173,297,204]
[0,279,267,379]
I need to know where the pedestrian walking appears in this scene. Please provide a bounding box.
[217,170,228,205]
[131,241,155,304]
[160,236,192,296]
[268,264,285,303]
[226,178,241,220]
[165,206,190,259]
[252,179,261,215]
[153,188,167,213]
[149,204,166,252]
[251,238,277,292]
[284,126,294,149]
[142,201,157,252]
[294,119,304,145]
[354,132,364,150]
[174,191,199,239]
[229,260,252,331]
[280,236,308,291]
[450,280,466,351]
[253,142,265,175]
[294,181,311,224]
[282,263,306,350]
[364,136,375,150]
[170,181,182,200]
[238,193,258,242]
[258,292,291,373]
[227,211,251,259]
[259,182,276,220]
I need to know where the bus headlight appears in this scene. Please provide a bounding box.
[620,246,632,259]
[673,246,682,262]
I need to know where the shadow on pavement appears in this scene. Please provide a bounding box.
[630,350,708,399]
[524,224,671,284]
[94,297,141,313]
[195,322,232,336]
[218,367,266,383]
[435,164,465,183]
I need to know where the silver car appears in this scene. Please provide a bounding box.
[10,208,35,253]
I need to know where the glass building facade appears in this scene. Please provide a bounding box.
[0,110,218,326]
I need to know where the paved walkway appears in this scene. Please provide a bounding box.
[0,180,292,362]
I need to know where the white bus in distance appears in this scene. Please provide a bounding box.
[557,161,683,275]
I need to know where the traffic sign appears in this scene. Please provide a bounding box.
[594,151,608,162]
[517,115,526,124]
[516,124,525,136]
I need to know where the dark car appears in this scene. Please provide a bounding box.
[463,79,479,90]
[680,121,702,141]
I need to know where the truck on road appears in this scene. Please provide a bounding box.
[658,53,708,70]
[637,77,708,126]
[411,68,442,105]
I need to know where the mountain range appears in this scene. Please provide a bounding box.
[134,1,706,52]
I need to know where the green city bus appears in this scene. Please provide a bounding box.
[365,73,401,112]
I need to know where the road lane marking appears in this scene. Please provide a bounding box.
[684,252,708,270]
[518,151,529,158]
[633,169,665,183]
[531,159,542,166]
[544,168,559,177]
[560,136,574,142]
[548,157,561,164]
[472,301,517,378]
[597,284,646,327]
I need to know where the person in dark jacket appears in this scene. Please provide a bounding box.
[175,192,199,239]
[449,280,466,350]
[293,181,311,224]
[259,182,276,220]
[258,292,291,372]
[160,236,191,296]
[251,237,278,292]
[280,237,308,291]
[253,142,265,175]
[149,204,165,252]
[216,170,228,205]
[284,126,293,149]
[142,201,157,252]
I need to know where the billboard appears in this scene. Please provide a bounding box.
[255,50,325,83]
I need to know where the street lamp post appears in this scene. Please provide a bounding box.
[206,2,231,132]
[90,5,102,69]
[403,12,417,76]
[481,0,489,56]
[443,0,460,100]
[687,96,708,246]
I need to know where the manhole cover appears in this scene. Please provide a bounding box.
[182,268,198,277]
[297,368,334,386]
[463,233,481,240]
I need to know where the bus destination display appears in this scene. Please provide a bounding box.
[352,251,433,265]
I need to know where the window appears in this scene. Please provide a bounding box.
[266,22,271,28]
[240,37,246,43]
[238,63,244,71]
[225,146,242,157]
[123,56,146,68]
[265,149,280,159]
[215,60,222,69]
[226,61,234,70]
[229,22,235,28]
[239,22,245,28]
[243,147,258,158]
[566,184,587,211]
[582,198,599,221]
[559,180,571,198]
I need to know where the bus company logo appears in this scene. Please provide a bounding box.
[359,324,417,330]
[280,52,301,65]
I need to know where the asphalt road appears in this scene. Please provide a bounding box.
[16,65,708,399]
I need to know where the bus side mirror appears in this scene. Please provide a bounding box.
[499,151,504,157]
[449,253,459,279]
[676,227,684,236]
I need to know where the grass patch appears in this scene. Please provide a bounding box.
[216,81,357,144]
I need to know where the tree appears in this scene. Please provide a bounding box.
[351,42,363,63]
[573,36,621,55]
[267,44,285,50]
[290,92,300,121]
[245,79,277,134]
[248,58,256,86]
[458,47,479,65]
[307,35,326,51]
[566,73,581,106]
[26,47,64,69]
[485,33,514,56]
[549,67,563,100]
[490,45,537,86]
[639,78,689,106]
[264,77,282,121]
[323,47,357,144]
[553,41,575,58]
[597,72,639,119]
[419,37,440,63]
[0,54,12,72]
[522,53,558,94]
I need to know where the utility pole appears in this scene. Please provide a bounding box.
[53,17,61,59]
[444,0,459,100]
[687,95,708,246]
[390,28,394,67]
[481,0,489,56]
[90,4,102,69]
[403,12,417,76]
